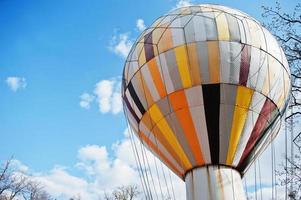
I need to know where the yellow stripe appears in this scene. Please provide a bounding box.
[174,46,192,88]
[215,12,230,40]
[226,86,254,164]
[148,104,192,169]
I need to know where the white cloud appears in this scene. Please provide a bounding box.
[10,159,29,173]
[10,128,185,200]
[6,77,27,92]
[136,19,146,31]
[109,33,133,58]
[94,79,122,114]
[79,93,94,109]
[34,167,92,199]
[79,78,122,114]
[175,0,193,8]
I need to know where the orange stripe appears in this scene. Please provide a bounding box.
[141,113,189,170]
[139,131,183,177]
[208,41,220,83]
[169,90,205,165]
[148,58,167,98]
[187,43,201,85]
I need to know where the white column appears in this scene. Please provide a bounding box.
[185,165,246,200]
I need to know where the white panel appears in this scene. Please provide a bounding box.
[185,173,194,200]
[220,168,235,199]
[229,42,241,84]
[247,19,266,50]
[171,28,185,47]
[190,107,211,163]
[268,58,282,102]
[241,18,252,45]
[237,18,246,44]
[249,91,266,115]
[247,47,261,90]
[194,169,210,199]
[219,41,231,83]
[255,52,269,94]
[185,85,203,106]
[263,27,282,63]
[193,15,207,42]
[140,64,160,102]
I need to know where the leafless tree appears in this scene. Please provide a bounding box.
[262,2,301,120]
[0,159,28,200]
[104,185,140,200]
[0,159,52,200]
[262,2,301,199]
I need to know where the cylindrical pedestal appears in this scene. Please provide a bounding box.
[185,165,246,200]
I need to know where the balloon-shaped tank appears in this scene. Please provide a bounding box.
[122,4,290,200]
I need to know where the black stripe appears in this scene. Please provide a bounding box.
[127,82,146,115]
[202,84,220,164]
[123,95,140,123]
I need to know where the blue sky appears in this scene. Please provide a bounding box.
[0,0,298,199]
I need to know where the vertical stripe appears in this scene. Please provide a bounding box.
[238,98,276,168]
[137,42,146,66]
[123,95,140,123]
[140,122,183,172]
[169,90,205,165]
[186,86,211,163]
[239,45,251,86]
[186,172,194,200]
[158,29,173,53]
[138,70,155,106]
[166,50,182,91]
[174,46,192,88]
[148,58,167,98]
[202,12,218,40]
[139,131,183,177]
[187,43,202,85]
[226,13,240,42]
[232,110,259,166]
[158,53,175,94]
[148,104,192,169]
[197,42,210,83]
[219,84,237,163]
[171,29,185,47]
[127,82,146,115]
[193,16,207,42]
[141,112,188,170]
[152,28,165,44]
[229,42,241,84]
[131,72,148,109]
[226,86,254,164]
[184,16,196,43]
[144,32,155,62]
[247,47,261,89]
[167,113,196,165]
[202,84,220,164]
[215,12,230,40]
[219,41,231,83]
[207,41,220,83]
[125,89,142,119]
